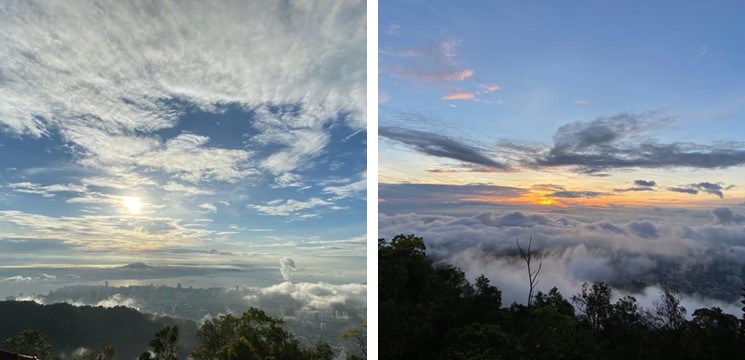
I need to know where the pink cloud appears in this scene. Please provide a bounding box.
[480,84,500,92]
[575,99,589,105]
[442,92,476,100]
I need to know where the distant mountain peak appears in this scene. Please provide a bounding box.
[120,262,150,269]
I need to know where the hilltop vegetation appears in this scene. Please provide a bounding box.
[380,234,745,360]
[0,301,365,360]
[0,301,197,359]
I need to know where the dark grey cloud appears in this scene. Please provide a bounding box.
[668,186,699,195]
[635,180,656,187]
[551,113,657,152]
[549,191,605,198]
[711,207,745,225]
[428,164,510,173]
[537,113,745,172]
[695,182,725,198]
[614,186,655,192]
[627,220,660,239]
[667,182,729,198]
[379,125,509,170]
[384,111,745,174]
[474,211,557,228]
[379,183,527,206]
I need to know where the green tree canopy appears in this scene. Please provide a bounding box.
[1,329,53,360]
[191,308,332,360]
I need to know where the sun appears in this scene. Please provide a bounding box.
[122,196,142,214]
[539,198,555,205]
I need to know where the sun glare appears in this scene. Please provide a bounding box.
[539,198,555,205]
[122,196,142,214]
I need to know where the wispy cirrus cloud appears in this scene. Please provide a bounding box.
[381,40,474,83]
[0,1,365,137]
[479,84,500,93]
[442,92,476,100]
[0,0,365,189]
[0,1,367,268]
[322,172,366,200]
[0,210,212,249]
[7,182,87,197]
[248,198,335,218]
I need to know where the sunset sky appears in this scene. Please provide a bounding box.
[0,0,366,283]
[379,0,745,209]
[378,0,745,311]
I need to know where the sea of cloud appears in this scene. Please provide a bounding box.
[380,205,745,315]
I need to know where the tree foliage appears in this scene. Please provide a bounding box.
[1,329,53,360]
[0,301,197,360]
[380,234,745,360]
[139,326,179,360]
[340,322,367,357]
[190,307,332,360]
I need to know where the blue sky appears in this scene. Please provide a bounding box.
[379,0,745,311]
[380,0,745,206]
[0,0,366,284]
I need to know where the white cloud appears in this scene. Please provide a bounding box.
[198,203,217,213]
[380,208,745,312]
[0,0,365,180]
[249,197,333,216]
[7,182,87,197]
[0,210,212,249]
[245,281,366,312]
[273,173,305,188]
[162,182,214,196]
[254,111,331,174]
[68,128,254,183]
[81,174,158,190]
[323,178,366,200]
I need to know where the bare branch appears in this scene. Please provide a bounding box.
[517,235,542,307]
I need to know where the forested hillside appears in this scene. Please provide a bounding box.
[0,301,198,359]
[0,301,364,360]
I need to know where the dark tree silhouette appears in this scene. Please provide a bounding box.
[650,289,687,331]
[139,326,179,360]
[516,235,543,307]
[572,282,612,332]
[380,233,745,360]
